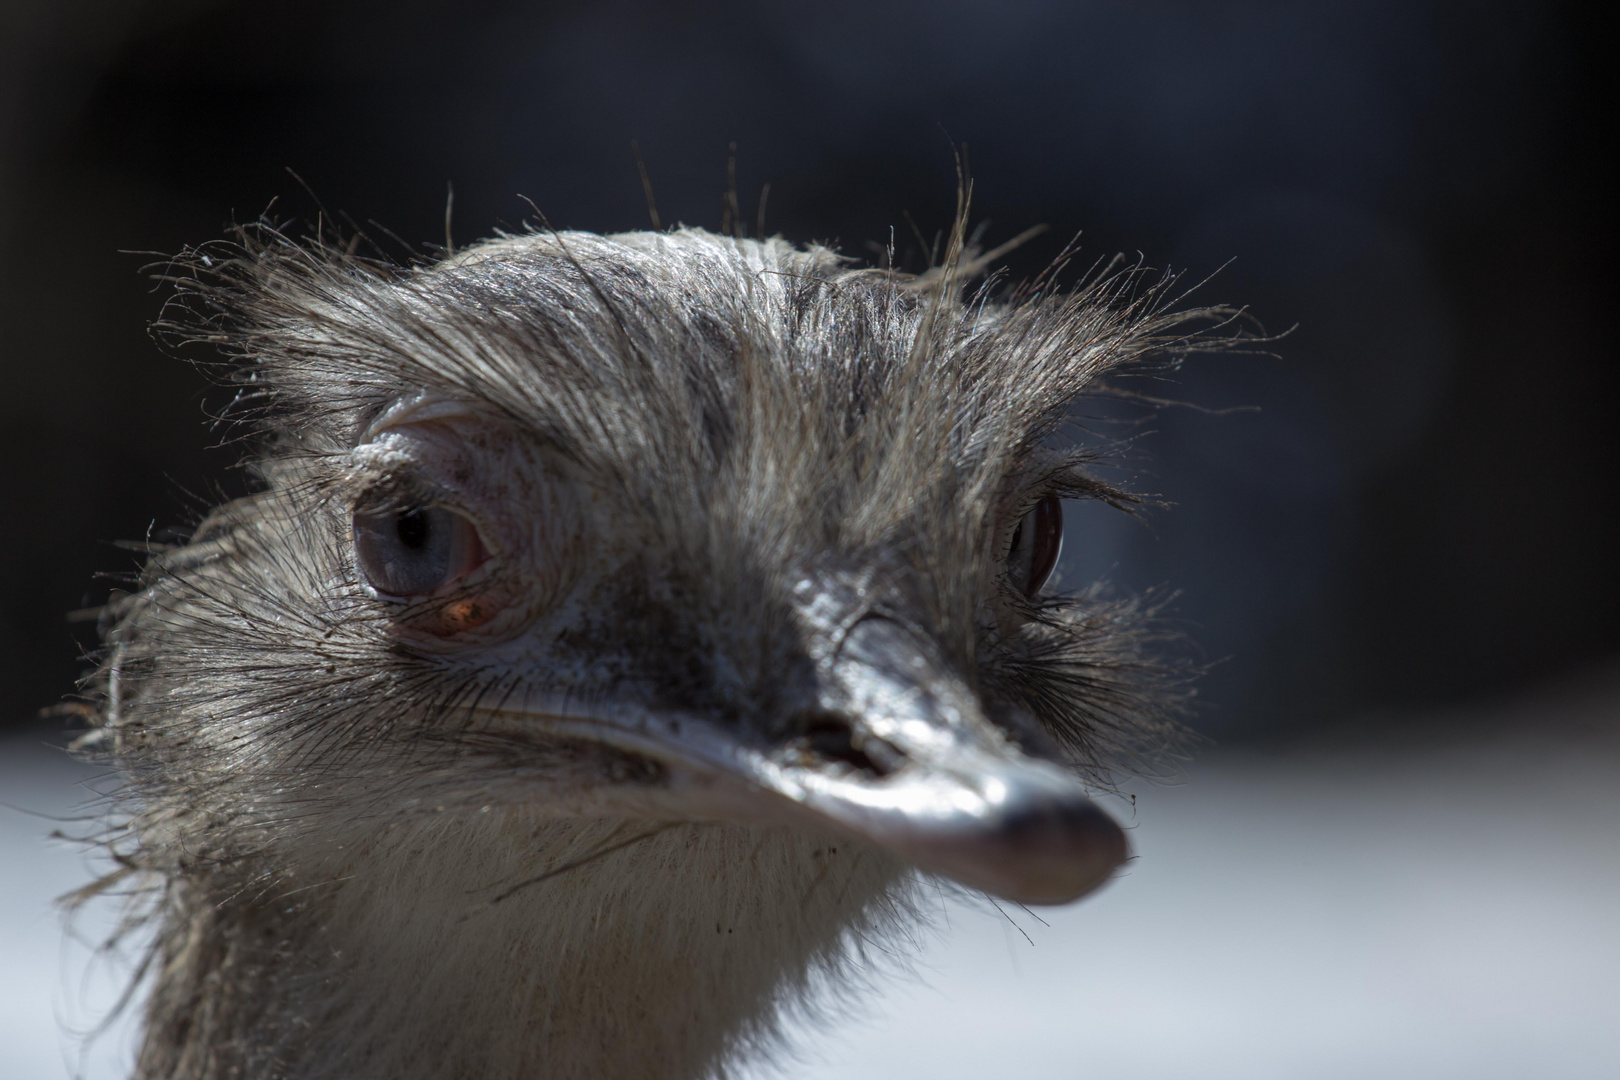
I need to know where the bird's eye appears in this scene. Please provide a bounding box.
[1005,495,1064,598]
[353,504,488,599]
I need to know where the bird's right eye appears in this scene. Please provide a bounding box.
[353,504,488,599]
[1005,495,1064,599]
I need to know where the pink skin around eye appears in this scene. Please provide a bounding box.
[431,596,497,636]
[421,521,495,636]
[448,515,491,584]
[360,409,586,644]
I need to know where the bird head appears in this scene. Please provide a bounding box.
[119,225,1202,907]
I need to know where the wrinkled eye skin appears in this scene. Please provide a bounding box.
[353,505,488,599]
[1005,495,1064,599]
[344,412,586,644]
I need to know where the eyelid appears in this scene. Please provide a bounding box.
[363,395,482,441]
[1007,460,1129,521]
[352,482,436,516]
[1000,476,1067,548]
[1000,495,1045,560]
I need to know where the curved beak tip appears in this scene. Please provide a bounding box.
[780,613,1135,907]
[914,791,1131,906]
[790,759,1131,906]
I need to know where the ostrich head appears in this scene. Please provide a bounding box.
[92,220,1206,1080]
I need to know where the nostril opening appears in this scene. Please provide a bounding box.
[790,711,905,779]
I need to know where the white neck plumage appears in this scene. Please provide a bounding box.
[145,813,903,1080]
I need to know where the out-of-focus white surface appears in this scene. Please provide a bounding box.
[4,678,1617,1080]
[1,738,139,1080]
[756,706,1620,1080]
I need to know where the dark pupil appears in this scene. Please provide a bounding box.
[395,510,430,550]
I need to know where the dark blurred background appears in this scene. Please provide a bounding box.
[1,0,1613,743]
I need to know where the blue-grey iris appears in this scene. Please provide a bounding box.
[354,505,473,598]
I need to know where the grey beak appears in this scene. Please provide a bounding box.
[497,610,1128,905]
[755,616,1129,905]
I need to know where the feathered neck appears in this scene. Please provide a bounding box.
[133,812,903,1080]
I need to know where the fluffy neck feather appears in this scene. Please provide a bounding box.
[136,814,904,1080]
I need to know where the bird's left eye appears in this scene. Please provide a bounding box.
[353,504,488,599]
[1005,495,1063,598]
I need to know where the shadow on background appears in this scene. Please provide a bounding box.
[0,0,1614,741]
